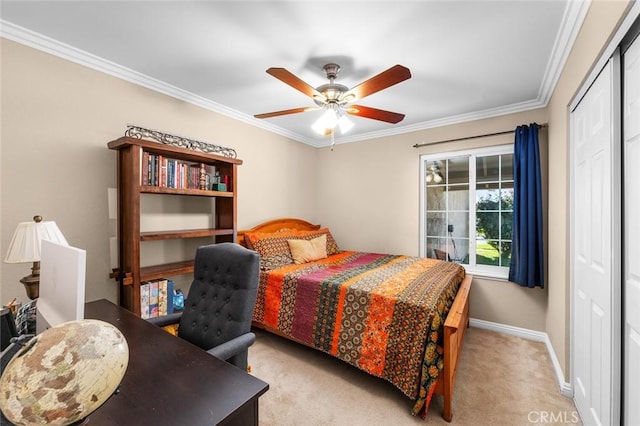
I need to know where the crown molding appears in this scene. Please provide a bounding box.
[537,0,591,104]
[331,98,546,146]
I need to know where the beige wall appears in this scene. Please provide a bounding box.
[0,0,632,382]
[0,38,317,304]
[545,0,630,378]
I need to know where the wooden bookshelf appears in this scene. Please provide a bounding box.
[108,136,242,316]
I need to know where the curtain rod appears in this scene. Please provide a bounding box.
[412,123,548,148]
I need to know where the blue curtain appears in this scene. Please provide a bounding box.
[509,123,544,288]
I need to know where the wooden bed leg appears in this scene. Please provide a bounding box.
[443,326,455,422]
[443,403,453,422]
[440,274,472,422]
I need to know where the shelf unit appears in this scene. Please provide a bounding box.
[108,136,242,315]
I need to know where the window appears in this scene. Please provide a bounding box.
[419,145,513,279]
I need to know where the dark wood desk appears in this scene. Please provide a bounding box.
[85,299,269,425]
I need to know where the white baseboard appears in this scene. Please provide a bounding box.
[469,318,573,397]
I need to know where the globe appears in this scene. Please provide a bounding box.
[0,319,129,425]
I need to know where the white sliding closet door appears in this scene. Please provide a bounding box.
[571,56,620,426]
[623,34,640,426]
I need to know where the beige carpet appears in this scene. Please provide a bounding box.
[249,327,580,425]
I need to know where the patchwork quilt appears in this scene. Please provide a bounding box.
[252,251,465,416]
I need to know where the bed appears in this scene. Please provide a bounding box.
[238,218,472,421]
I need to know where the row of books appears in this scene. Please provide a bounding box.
[140,278,184,319]
[142,151,216,190]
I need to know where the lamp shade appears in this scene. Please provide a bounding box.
[337,115,354,134]
[311,107,354,136]
[4,217,68,263]
[312,108,338,135]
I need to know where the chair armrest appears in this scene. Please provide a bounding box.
[206,332,256,361]
[146,312,182,328]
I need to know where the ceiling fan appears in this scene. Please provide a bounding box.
[254,63,411,136]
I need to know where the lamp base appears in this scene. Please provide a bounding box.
[20,274,39,300]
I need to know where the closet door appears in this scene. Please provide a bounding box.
[571,56,621,426]
[623,34,640,426]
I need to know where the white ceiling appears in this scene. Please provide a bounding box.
[0,1,588,147]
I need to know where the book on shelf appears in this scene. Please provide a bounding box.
[166,160,173,189]
[167,279,175,314]
[140,281,150,319]
[150,154,157,186]
[141,150,217,190]
[140,278,179,318]
[158,279,168,316]
[149,280,159,318]
[142,151,150,186]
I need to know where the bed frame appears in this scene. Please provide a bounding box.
[238,218,472,422]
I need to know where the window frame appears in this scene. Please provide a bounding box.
[419,144,513,280]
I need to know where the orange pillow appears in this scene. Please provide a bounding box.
[288,235,328,264]
[245,228,340,270]
[245,228,340,254]
[243,227,296,250]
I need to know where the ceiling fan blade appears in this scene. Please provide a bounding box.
[266,68,323,99]
[342,65,411,101]
[254,106,318,119]
[346,105,405,124]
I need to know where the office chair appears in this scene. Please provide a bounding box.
[1,308,19,352]
[1,308,34,382]
[148,243,260,371]
[1,309,25,426]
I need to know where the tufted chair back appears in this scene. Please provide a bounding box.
[177,242,259,369]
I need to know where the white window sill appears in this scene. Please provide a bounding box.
[460,265,510,282]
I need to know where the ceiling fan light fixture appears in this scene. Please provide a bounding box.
[312,108,338,135]
[311,119,326,135]
[341,93,356,103]
[337,115,354,134]
[311,104,353,136]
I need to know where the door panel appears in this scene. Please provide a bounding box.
[571,58,616,426]
[623,33,640,426]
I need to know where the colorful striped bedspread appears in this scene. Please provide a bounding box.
[252,251,466,416]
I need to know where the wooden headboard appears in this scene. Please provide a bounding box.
[237,218,321,248]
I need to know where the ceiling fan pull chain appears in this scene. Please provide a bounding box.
[331,129,335,151]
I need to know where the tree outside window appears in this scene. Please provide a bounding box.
[475,154,513,267]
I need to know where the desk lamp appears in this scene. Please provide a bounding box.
[4,215,68,299]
